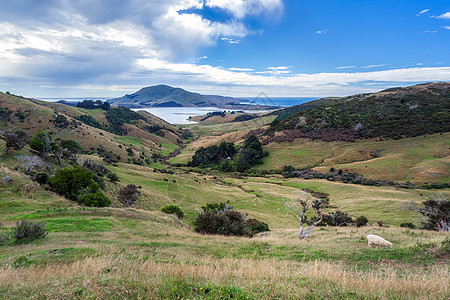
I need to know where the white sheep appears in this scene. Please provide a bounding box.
[367,234,393,248]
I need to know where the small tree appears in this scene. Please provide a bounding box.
[404,194,449,232]
[16,155,49,175]
[30,130,51,159]
[47,166,110,207]
[1,130,29,152]
[118,184,140,207]
[283,191,326,239]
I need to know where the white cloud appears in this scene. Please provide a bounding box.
[361,64,385,69]
[436,12,450,19]
[228,67,254,71]
[444,26,450,30]
[205,0,283,19]
[221,37,241,44]
[316,30,328,34]
[336,66,355,69]
[417,9,430,16]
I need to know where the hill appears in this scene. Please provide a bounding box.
[269,82,450,141]
[109,84,246,108]
[0,92,189,165]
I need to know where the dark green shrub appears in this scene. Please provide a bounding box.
[35,172,50,185]
[107,172,120,182]
[246,218,270,234]
[194,210,252,237]
[161,204,185,219]
[201,202,228,212]
[400,222,416,229]
[13,220,48,243]
[77,189,111,207]
[48,166,110,207]
[48,166,97,200]
[356,215,369,227]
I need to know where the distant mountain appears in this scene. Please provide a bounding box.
[268,82,450,141]
[109,85,246,108]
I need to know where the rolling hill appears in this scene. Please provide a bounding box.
[0,92,188,165]
[269,82,450,141]
[109,84,245,108]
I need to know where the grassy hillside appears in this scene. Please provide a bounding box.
[0,92,187,165]
[256,133,450,184]
[270,82,450,141]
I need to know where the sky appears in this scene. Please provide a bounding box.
[0,0,449,99]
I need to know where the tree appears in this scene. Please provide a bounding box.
[283,191,326,239]
[16,155,49,175]
[30,130,51,159]
[60,139,82,161]
[118,184,140,207]
[47,166,109,207]
[0,130,29,152]
[404,194,449,232]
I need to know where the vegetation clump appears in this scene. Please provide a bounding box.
[188,135,268,172]
[194,202,268,237]
[356,215,369,227]
[48,166,110,207]
[77,100,110,110]
[161,204,184,219]
[13,220,48,243]
[118,184,140,207]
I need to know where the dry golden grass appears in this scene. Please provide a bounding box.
[1,252,448,299]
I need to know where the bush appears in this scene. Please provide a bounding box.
[13,220,48,243]
[107,172,120,182]
[194,210,252,237]
[356,215,369,227]
[246,218,270,234]
[118,184,140,207]
[400,222,416,229]
[35,172,50,185]
[77,189,111,207]
[48,166,110,206]
[48,166,97,200]
[161,204,185,219]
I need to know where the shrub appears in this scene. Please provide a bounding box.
[77,189,111,207]
[194,210,252,237]
[356,215,369,227]
[107,172,120,182]
[35,172,50,185]
[48,166,97,200]
[13,220,48,243]
[400,222,416,229]
[161,204,185,219]
[48,166,110,207]
[246,218,270,234]
[118,184,140,207]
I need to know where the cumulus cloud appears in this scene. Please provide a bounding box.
[205,0,283,19]
[436,12,450,19]
[316,30,328,34]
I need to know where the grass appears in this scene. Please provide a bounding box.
[257,133,450,185]
[0,206,448,299]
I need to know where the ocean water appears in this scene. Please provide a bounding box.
[241,97,319,107]
[41,97,320,125]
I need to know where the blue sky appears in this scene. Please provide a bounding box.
[0,0,449,98]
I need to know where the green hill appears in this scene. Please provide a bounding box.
[269,82,450,141]
[109,84,244,108]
